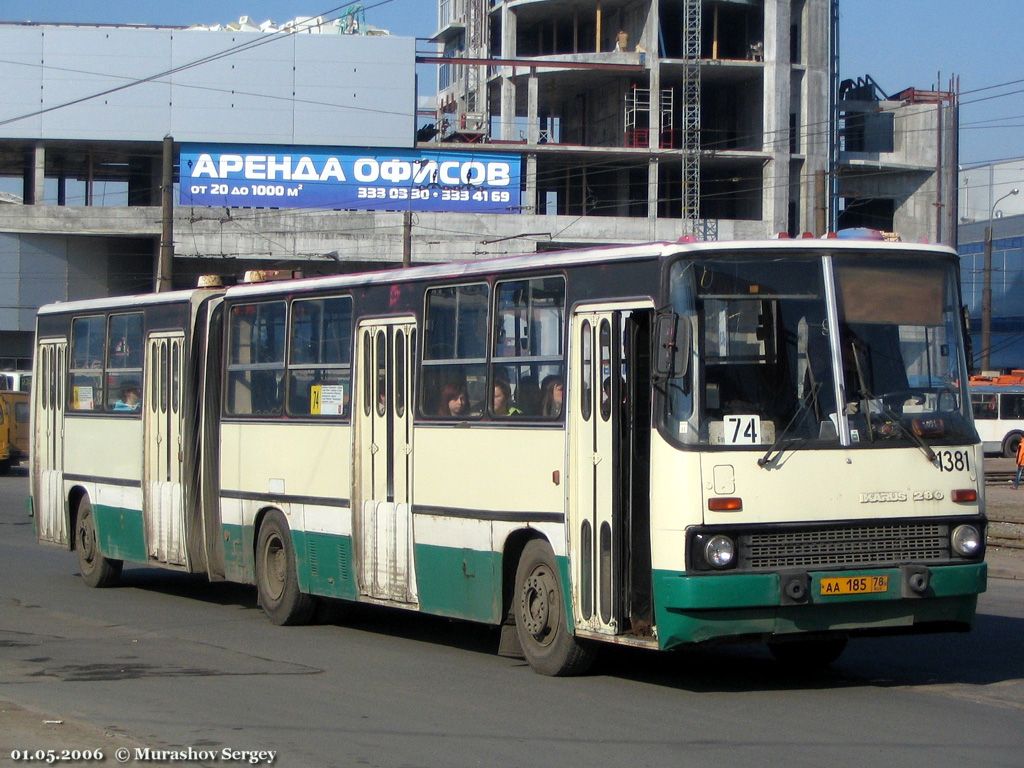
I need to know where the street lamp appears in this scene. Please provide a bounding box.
[981,187,1020,370]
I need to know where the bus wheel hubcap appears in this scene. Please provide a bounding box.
[522,569,555,644]
[264,536,286,600]
[79,521,95,562]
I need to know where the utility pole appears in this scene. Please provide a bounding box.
[402,209,412,268]
[981,186,1020,370]
[156,135,174,292]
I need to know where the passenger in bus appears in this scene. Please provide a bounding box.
[540,375,564,417]
[113,384,141,412]
[492,378,522,417]
[515,374,540,414]
[437,381,469,417]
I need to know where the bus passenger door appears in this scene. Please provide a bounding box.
[34,340,68,545]
[569,305,652,636]
[354,320,418,604]
[143,332,187,566]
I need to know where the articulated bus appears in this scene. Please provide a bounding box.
[31,239,987,675]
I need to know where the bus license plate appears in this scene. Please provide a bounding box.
[819,575,889,596]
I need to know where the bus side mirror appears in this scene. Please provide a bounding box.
[654,313,690,378]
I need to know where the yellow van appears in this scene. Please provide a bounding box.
[0,390,27,472]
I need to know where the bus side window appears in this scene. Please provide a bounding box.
[971,393,997,420]
[421,284,488,418]
[1000,393,1024,420]
[226,301,286,417]
[69,315,105,411]
[286,296,352,418]
[492,276,566,419]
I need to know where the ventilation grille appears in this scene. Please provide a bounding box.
[739,523,950,569]
[338,545,350,583]
[308,539,319,576]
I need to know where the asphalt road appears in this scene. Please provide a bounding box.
[2,468,1023,768]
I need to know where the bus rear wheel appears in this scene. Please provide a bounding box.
[1002,432,1023,458]
[256,510,315,626]
[75,497,122,588]
[513,539,596,676]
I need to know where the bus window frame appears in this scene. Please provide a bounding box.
[106,311,145,416]
[419,281,490,421]
[68,314,108,414]
[490,274,567,422]
[223,299,288,419]
[285,294,353,420]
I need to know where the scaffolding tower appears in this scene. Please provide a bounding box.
[681,0,704,237]
[465,0,486,116]
[624,86,675,148]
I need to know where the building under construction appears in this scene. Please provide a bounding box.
[429,0,959,246]
[431,0,834,240]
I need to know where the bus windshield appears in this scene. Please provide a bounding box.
[663,252,976,450]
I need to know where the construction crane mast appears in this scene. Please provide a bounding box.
[681,0,702,236]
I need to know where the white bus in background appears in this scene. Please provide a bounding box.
[31,238,988,676]
[969,374,1024,456]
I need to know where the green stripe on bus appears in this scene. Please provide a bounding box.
[652,563,987,649]
[292,530,358,600]
[93,503,147,563]
[414,544,502,623]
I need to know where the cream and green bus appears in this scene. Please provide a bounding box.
[31,239,988,675]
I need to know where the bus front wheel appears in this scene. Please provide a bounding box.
[255,510,315,626]
[513,539,596,676]
[75,497,122,588]
[1002,432,1023,458]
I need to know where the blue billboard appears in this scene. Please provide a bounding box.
[179,144,522,214]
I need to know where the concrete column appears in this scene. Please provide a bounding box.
[762,0,792,233]
[500,2,518,140]
[23,144,45,205]
[645,2,660,221]
[527,72,539,143]
[801,0,831,233]
[501,1,515,57]
[85,151,94,206]
[648,52,661,150]
[524,153,537,214]
[500,79,517,140]
[648,158,659,220]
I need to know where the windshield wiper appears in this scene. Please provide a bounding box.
[851,380,937,465]
[758,382,821,469]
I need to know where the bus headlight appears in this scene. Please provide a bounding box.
[951,524,981,557]
[704,535,736,569]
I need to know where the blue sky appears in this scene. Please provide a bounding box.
[1,0,1021,165]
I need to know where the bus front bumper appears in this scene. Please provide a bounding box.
[652,561,987,650]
